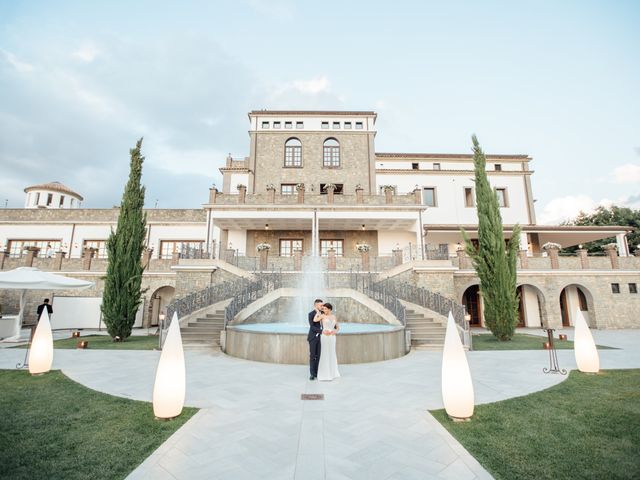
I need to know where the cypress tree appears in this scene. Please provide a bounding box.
[101,138,148,340]
[462,135,521,340]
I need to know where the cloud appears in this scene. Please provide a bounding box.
[0,33,254,208]
[1,50,35,73]
[538,193,639,225]
[611,163,640,184]
[72,44,100,63]
[292,75,330,95]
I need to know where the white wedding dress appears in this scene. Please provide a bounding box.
[317,315,340,381]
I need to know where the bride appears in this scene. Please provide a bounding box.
[317,303,340,381]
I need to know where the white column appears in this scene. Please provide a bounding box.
[312,209,318,257]
[519,231,529,253]
[616,233,629,257]
[414,218,423,260]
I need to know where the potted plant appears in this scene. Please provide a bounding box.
[295,183,305,191]
[542,242,562,250]
[356,243,371,253]
[323,183,337,192]
[256,243,271,252]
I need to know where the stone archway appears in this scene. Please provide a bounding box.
[516,283,547,328]
[461,284,482,327]
[148,286,175,327]
[559,284,595,327]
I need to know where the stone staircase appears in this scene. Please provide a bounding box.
[180,309,225,348]
[405,309,446,350]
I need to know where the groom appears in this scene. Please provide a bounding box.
[307,298,324,380]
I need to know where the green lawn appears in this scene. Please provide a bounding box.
[472,333,613,351]
[431,369,640,480]
[0,370,197,480]
[17,334,159,350]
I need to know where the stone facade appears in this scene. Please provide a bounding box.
[251,131,375,194]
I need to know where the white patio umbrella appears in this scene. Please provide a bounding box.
[0,267,94,328]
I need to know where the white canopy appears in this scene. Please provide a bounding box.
[0,267,94,290]
[0,267,94,335]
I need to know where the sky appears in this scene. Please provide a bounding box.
[0,0,638,224]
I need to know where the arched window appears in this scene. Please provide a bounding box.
[323,138,340,167]
[284,138,302,167]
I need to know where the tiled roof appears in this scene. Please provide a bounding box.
[376,153,530,160]
[249,110,376,116]
[24,181,84,200]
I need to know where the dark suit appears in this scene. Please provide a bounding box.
[308,309,322,377]
[36,303,53,321]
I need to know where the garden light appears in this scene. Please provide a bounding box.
[574,309,599,373]
[29,309,53,375]
[152,313,186,419]
[441,311,474,420]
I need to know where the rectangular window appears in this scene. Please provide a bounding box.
[159,240,205,259]
[296,121,304,128]
[320,183,343,194]
[281,184,296,195]
[35,192,40,205]
[611,283,620,294]
[82,240,108,258]
[433,163,441,170]
[261,121,269,129]
[355,122,363,129]
[321,121,329,129]
[464,187,475,207]
[630,283,638,294]
[59,195,65,207]
[344,122,352,129]
[273,121,281,129]
[412,162,419,170]
[46,194,53,206]
[279,239,303,257]
[495,164,502,171]
[323,146,340,167]
[496,188,508,207]
[284,121,292,129]
[320,239,344,257]
[284,144,302,167]
[332,121,340,129]
[70,198,75,207]
[7,240,62,258]
[422,187,436,207]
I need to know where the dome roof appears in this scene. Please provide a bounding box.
[24,181,84,200]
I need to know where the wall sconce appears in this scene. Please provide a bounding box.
[71,331,81,338]
[153,312,186,419]
[77,340,89,349]
[29,309,54,375]
[361,224,365,231]
[574,309,599,373]
[558,334,568,341]
[265,224,269,230]
[543,342,551,349]
[441,311,474,420]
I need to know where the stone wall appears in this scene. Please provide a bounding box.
[253,132,374,194]
[245,229,379,257]
[0,208,206,223]
[241,296,387,325]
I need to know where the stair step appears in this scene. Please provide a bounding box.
[189,321,224,327]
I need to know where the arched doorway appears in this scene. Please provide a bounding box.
[149,286,175,327]
[462,285,482,327]
[517,284,546,328]
[560,284,593,327]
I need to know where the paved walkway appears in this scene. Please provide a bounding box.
[1,329,639,479]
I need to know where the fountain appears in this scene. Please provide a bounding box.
[224,253,408,364]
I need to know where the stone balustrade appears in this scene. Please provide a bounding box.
[453,250,640,271]
[207,192,420,206]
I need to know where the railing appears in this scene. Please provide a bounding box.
[165,279,247,324]
[350,272,406,325]
[179,241,217,260]
[224,272,283,327]
[350,272,471,348]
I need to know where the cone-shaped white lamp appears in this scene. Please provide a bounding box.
[574,309,599,373]
[441,311,474,420]
[29,308,54,375]
[153,313,186,419]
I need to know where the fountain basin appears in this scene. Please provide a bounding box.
[224,322,407,364]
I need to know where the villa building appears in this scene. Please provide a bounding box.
[0,110,638,344]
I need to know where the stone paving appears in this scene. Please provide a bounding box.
[1,328,639,479]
